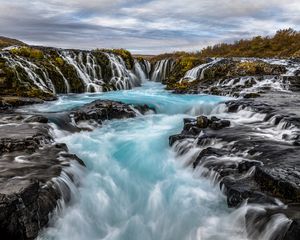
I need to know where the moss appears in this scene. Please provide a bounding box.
[96,48,134,69]
[164,56,203,87]
[29,49,44,59]
[55,57,65,66]
[9,47,44,59]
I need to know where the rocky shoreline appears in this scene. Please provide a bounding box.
[168,89,300,239]
[0,100,151,239]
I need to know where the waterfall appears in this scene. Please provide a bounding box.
[1,48,151,95]
[150,59,174,82]
[59,51,103,92]
[144,60,151,79]
[48,61,71,93]
[133,60,148,82]
[182,58,222,82]
[0,52,55,93]
[104,53,141,90]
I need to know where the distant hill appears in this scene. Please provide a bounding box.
[0,36,26,49]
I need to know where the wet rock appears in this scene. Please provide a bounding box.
[284,219,300,240]
[0,97,44,112]
[0,115,85,240]
[24,115,48,123]
[183,118,196,124]
[70,100,150,125]
[0,69,5,77]
[169,134,196,146]
[243,92,261,98]
[210,120,230,130]
[196,116,210,128]
[193,147,228,168]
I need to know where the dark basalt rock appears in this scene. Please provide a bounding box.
[0,115,85,239]
[170,96,300,239]
[182,115,231,134]
[243,92,261,98]
[24,115,48,123]
[70,100,151,125]
[196,115,210,128]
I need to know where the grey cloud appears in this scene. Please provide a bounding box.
[0,0,299,53]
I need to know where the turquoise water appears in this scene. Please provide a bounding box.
[25,82,227,115]
[37,83,246,240]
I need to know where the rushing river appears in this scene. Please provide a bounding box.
[34,82,248,240]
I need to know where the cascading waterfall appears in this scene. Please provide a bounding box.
[133,60,148,82]
[0,52,55,93]
[104,52,141,90]
[144,60,151,79]
[150,59,174,82]
[59,51,104,92]
[0,47,152,95]
[181,58,222,82]
[49,62,71,93]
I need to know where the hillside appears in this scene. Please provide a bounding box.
[0,36,26,49]
[153,28,300,60]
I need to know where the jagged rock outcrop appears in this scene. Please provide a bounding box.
[0,114,85,240]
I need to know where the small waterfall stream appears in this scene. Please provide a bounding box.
[59,51,104,92]
[104,53,141,90]
[182,58,223,82]
[150,59,175,82]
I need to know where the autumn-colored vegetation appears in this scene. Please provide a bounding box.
[0,36,26,49]
[95,48,134,69]
[9,46,44,59]
[153,28,300,61]
[199,28,300,58]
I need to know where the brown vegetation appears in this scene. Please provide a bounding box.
[0,36,26,49]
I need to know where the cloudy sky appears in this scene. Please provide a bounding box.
[0,0,299,54]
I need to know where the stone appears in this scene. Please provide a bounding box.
[24,115,48,123]
[196,115,210,128]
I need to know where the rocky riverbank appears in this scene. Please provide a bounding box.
[167,60,300,239]
[0,100,151,239]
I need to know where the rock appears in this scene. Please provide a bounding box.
[0,69,5,77]
[210,120,230,130]
[210,116,220,122]
[0,115,85,239]
[196,116,210,128]
[243,92,261,98]
[70,100,150,125]
[183,118,196,124]
[284,219,300,240]
[24,115,48,123]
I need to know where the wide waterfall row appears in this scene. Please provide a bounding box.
[0,48,152,95]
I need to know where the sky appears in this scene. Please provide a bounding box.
[0,0,300,54]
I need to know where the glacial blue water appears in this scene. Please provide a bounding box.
[37,82,247,240]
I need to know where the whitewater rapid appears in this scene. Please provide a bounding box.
[34,82,249,240]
